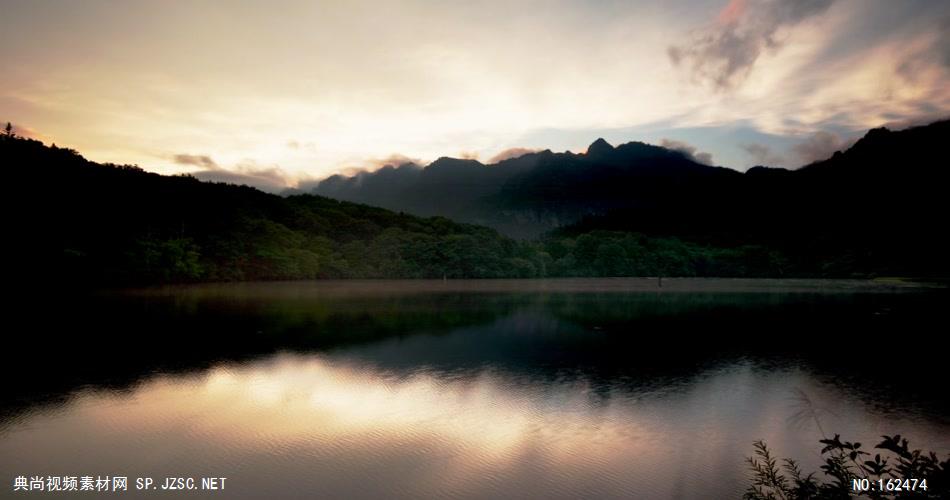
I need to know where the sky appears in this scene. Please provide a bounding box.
[2,0,949,191]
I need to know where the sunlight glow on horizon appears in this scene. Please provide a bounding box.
[2,0,949,189]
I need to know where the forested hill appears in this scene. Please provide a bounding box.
[3,134,546,283]
[562,119,950,277]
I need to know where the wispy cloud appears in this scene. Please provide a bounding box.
[669,0,837,89]
[659,138,714,165]
[938,15,950,68]
[172,154,218,169]
[327,154,424,178]
[4,0,950,175]
[791,130,856,164]
[363,154,423,169]
[456,151,480,161]
[742,143,785,167]
[191,171,292,193]
[173,153,295,193]
[488,147,540,163]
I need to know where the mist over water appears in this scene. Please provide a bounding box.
[2,279,947,498]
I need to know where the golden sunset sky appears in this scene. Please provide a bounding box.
[2,0,949,190]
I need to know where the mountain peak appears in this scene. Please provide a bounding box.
[429,156,483,168]
[586,138,613,157]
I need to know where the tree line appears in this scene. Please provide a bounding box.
[1,131,911,284]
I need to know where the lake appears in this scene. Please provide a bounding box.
[1,279,948,498]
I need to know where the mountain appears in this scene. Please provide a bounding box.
[2,134,549,284]
[5,119,948,283]
[312,138,741,237]
[561,120,950,276]
[311,121,950,243]
[6,133,811,283]
[306,119,950,276]
[312,155,537,228]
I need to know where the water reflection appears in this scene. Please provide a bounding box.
[4,352,947,499]
[1,280,948,498]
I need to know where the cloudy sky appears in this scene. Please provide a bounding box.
[2,0,949,190]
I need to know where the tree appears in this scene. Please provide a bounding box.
[745,435,949,499]
[3,122,13,138]
[594,242,628,276]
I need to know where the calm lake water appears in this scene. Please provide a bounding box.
[2,279,948,499]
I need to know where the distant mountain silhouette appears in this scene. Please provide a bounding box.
[312,137,743,236]
[563,120,950,276]
[312,121,950,247]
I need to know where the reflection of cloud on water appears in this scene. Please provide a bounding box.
[195,355,650,463]
[3,353,947,499]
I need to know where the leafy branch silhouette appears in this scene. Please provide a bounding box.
[746,433,947,499]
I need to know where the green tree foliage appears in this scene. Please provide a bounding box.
[127,237,204,282]
[539,231,796,278]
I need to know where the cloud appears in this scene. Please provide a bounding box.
[363,154,423,170]
[659,138,714,165]
[488,147,540,163]
[174,153,294,193]
[741,143,785,166]
[669,0,836,89]
[172,154,218,169]
[8,1,950,175]
[897,15,950,83]
[791,130,856,164]
[190,164,292,193]
[717,0,747,25]
[324,154,424,178]
[940,15,950,68]
[882,112,950,131]
[286,140,318,152]
[892,17,948,86]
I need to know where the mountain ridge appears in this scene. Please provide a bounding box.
[310,135,748,236]
[310,120,949,240]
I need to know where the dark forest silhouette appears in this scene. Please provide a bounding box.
[4,119,949,284]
